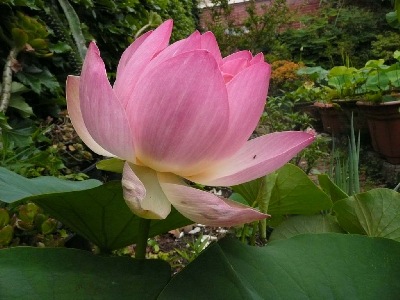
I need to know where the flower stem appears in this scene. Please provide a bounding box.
[135,218,151,259]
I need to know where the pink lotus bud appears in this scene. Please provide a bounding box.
[66,20,314,226]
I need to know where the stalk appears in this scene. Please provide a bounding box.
[0,48,18,113]
[135,218,151,259]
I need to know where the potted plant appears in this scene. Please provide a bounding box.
[308,65,368,136]
[356,51,400,164]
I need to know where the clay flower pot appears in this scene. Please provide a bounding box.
[357,100,400,164]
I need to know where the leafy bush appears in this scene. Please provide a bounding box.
[269,60,304,95]
[281,4,394,68]
[371,32,400,62]
[203,0,292,58]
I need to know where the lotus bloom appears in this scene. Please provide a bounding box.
[66,20,314,226]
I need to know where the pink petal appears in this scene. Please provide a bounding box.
[66,76,114,157]
[251,53,264,65]
[222,73,234,83]
[158,173,268,227]
[127,50,229,176]
[115,30,153,79]
[201,32,223,66]
[222,50,252,63]
[122,162,171,219]
[220,58,250,79]
[147,31,201,67]
[187,132,315,186]
[113,20,173,107]
[79,42,135,161]
[214,61,271,158]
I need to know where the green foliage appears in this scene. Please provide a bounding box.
[0,117,91,178]
[333,188,400,240]
[328,115,361,196]
[0,168,192,252]
[0,201,67,248]
[281,4,393,68]
[174,233,210,264]
[160,235,400,299]
[204,0,291,57]
[0,235,399,298]
[371,32,400,62]
[0,247,171,299]
[240,0,290,55]
[66,0,197,71]
[232,164,332,243]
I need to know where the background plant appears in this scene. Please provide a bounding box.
[281,2,394,68]
[203,0,292,59]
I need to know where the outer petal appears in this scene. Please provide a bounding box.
[158,173,268,227]
[251,53,264,65]
[66,76,114,157]
[113,20,173,107]
[127,50,229,176]
[80,42,135,161]
[187,132,315,186]
[214,61,271,159]
[222,50,252,63]
[146,31,201,67]
[122,162,171,219]
[115,30,153,79]
[201,31,223,66]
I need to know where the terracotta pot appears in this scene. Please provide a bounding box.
[356,100,400,164]
[314,100,369,136]
[313,102,349,135]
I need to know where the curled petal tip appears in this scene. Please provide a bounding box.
[159,173,269,227]
[122,163,171,219]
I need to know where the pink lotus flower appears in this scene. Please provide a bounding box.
[66,20,314,226]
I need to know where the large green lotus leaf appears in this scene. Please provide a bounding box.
[0,167,101,203]
[333,188,400,241]
[267,164,332,215]
[318,174,349,203]
[29,181,192,251]
[232,164,332,216]
[0,247,170,299]
[159,234,400,299]
[269,214,344,241]
[0,168,192,251]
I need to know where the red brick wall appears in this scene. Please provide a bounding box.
[199,0,321,29]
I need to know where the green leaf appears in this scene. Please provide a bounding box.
[0,167,101,203]
[0,247,170,299]
[269,214,344,241]
[160,234,400,299]
[386,11,400,29]
[0,168,192,251]
[49,41,72,53]
[318,174,348,202]
[15,67,59,94]
[11,28,28,50]
[333,188,400,241]
[1,123,34,148]
[233,164,332,216]
[30,181,191,251]
[97,157,125,173]
[268,164,332,215]
[10,81,29,94]
[8,95,34,117]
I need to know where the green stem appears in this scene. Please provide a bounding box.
[135,218,151,259]
[0,48,18,113]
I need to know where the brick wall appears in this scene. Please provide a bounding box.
[199,0,321,29]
